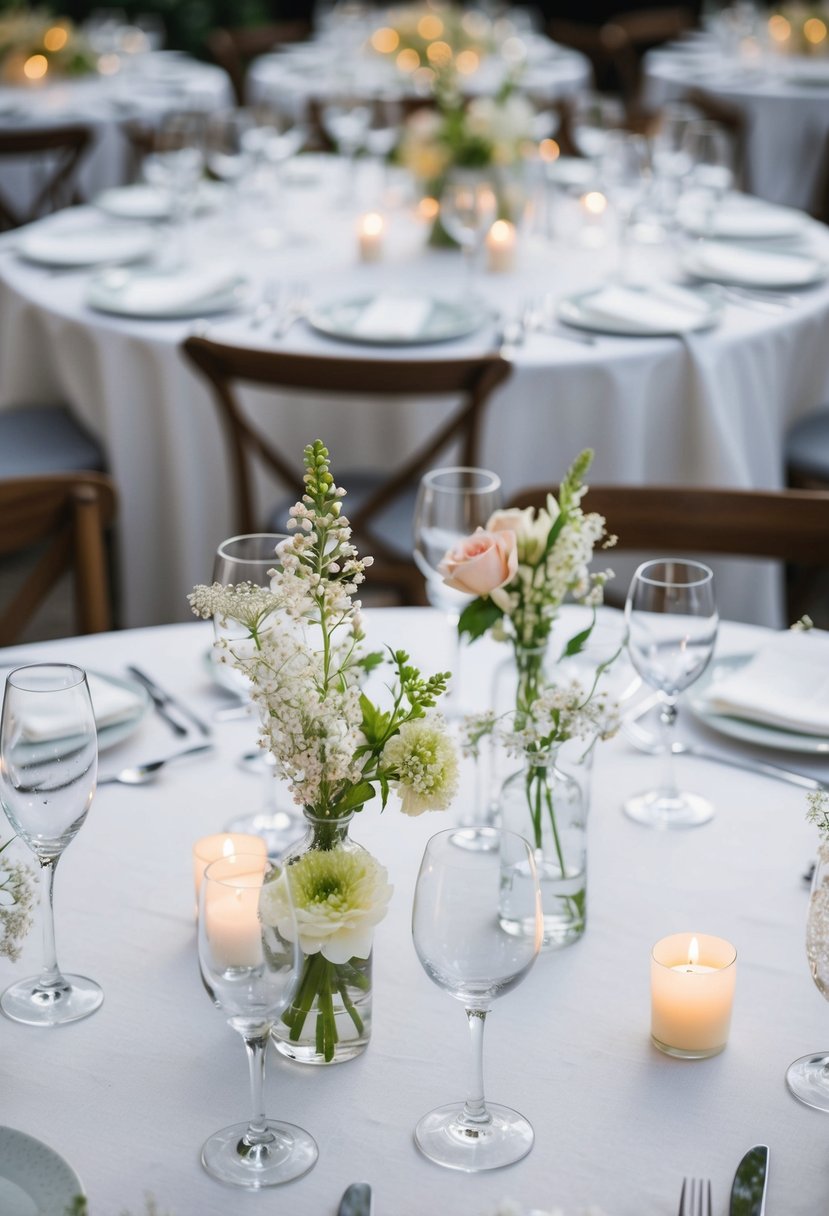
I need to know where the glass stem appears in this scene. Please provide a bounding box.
[461,1008,492,1127]
[38,857,62,991]
[240,1031,275,1162]
[658,694,680,800]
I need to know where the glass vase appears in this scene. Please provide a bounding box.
[271,810,372,1066]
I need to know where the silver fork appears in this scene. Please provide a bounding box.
[678,1177,712,1216]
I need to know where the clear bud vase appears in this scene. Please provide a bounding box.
[272,810,372,1065]
[498,744,588,950]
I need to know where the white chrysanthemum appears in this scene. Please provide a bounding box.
[260,848,393,964]
[381,716,459,816]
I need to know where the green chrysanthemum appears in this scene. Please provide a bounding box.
[382,717,459,817]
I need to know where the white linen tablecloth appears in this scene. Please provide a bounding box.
[0,606,828,1215]
[1,165,829,628]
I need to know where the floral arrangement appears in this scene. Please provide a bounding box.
[190,440,458,1061]
[0,10,95,85]
[399,89,536,182]
[0,838,34,962]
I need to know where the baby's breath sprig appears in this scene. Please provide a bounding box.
[0,838,35,963]
[807,790,829,838]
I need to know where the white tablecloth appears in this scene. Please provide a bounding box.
[0,54,230,212]
[1,606,828,1214]
[644,43,829,212]
[1,165,829,628]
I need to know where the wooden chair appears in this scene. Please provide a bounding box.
[506,483,829,620]
[206,22,312,106]
[0,125,93,231]
[182,338,512,604]
[0,472,117,645]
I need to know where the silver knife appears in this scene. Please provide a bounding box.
[337,1182,372,1216]
[729,1144,769,1216]
[126,665,211,737]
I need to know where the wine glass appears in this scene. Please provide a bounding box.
[624,560,718,829]
[439,170,498,296]
[681,119,735,235]
[212,533,301,854]
[142,111,205,266]
[651,102,696,221]
[198,853,318,1187]
[412,467,502,717]
[321,87,371,199]
[412,828,543,1170]
[787,844,829,1111]
[0,664,102,1026]
[600,129,652,281]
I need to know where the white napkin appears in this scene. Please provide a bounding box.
[20,223,154,267]
[690,241,820,286]
[352,294,433,340]
[581,284,709,333]
[100,264,239,314]
[17,674,145,743]
[698,630,829,735]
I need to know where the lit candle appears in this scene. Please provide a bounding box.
[203,856,265,970]
[651,933,737,1058]
[192,833,267,906]
[579,190,608,249]
[486,219,517,273]
[358,212,385,263]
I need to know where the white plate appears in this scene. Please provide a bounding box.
[0,1127,83,1216]
[679,203,808,242]
[689,653,829,754]
[0,669,150,755]
[93,181,226,221]
[308,294,495,345]
[86,268,247,319]
[557,285,721,336]
[682,241,828,289]
[17,222,156,268]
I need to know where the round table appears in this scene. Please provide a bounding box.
[1,159,828,628]
[0,53,231,214]
[644,40,829,213]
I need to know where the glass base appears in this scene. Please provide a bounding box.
[224,811,302,859]
[273,1036,369,1065]
[786,1052,829,1111]
[414,1102,534,1172]
[1,973,103,1026]
[624,788,714,829]
[201,1120,318,1188]
[652,1034,725,1060]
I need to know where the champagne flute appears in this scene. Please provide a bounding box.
[787,843,829,1111]
[0,664,102,1026]
[412,467,502,717]
[212,533,301,854]
[624,560,718,829]
[412,828,543,1170]
[198,853,318,1187]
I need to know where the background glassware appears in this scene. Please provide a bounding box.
[212,533,300,854]
[206,109,256,210]
[198,853,318,1187]
[650,102,696,221]
[142,111,205,265]
[439,170,498,295]
[0,664,102,1026]
[571,92,624,163]
[412,467,502,717]
[624,559,718,828]
[321,86,371,199]
[600,129,652,281]
[682,119,735,234]
[787,840,829,1110]
[412,827,543,1170]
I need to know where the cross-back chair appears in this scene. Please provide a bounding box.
[0,125,93,231]
[206,22,312,106]
[0,472,117,646]
[182,338,512,604]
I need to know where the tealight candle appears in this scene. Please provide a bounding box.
[486,219,517,273]
[651,932,737,1058]
[358,212,385,263]
[192,833,267,908]
[579,190,608,249]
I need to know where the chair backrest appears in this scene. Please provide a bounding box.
[506,484,829,565]
[182,337,511,597]
[0,472,117,645]
[0,125,92,231]
[206,22,311,106]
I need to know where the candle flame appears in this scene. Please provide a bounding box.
[489,219,513,244]
[688,937,700,967]
[582,191,607,216]
[362,212,384,236]
[222,837,235,858]
[23,54,48,80]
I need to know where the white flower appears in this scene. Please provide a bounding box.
[382,716,459,816]
[0,846,35,962]
[260,848,393,964]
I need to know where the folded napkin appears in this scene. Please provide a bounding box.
[690,241,820,287]
[101,264,239,314]
[580,283,709,333]
[17,674,145,743]
[352,294,433,340]
[697,630,829,735]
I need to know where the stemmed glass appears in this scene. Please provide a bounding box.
[439,171,498,297]
[682,119,735,236]
[212,533,301,853]
[787,843,829,1111]
[0,664,102,1026]
[198,853,318,1186]
[600,129,652,281]
[412,467,502,717]
[624,560,718,829]
[321,87,371,199]
[412,828,543,1170]
[142,111,205,266]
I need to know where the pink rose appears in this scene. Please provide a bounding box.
[438,528,518,597]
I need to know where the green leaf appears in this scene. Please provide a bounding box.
[458,597,503,641]
[357,650,384,674]
[335,781,376,812]
[560,616,596,659]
